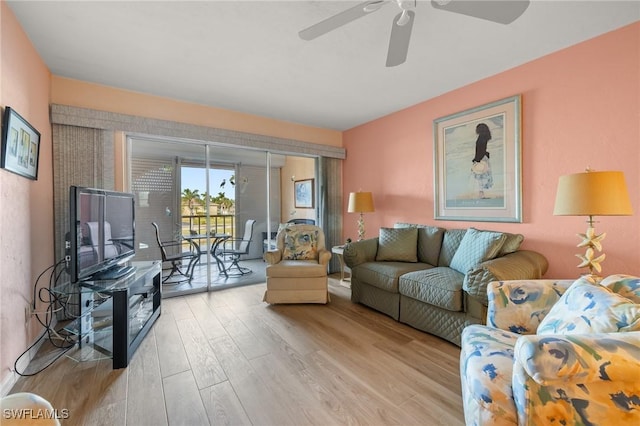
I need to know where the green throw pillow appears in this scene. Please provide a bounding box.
[395,223,445,265]
[376,227,418,262]
[449,228,507,273]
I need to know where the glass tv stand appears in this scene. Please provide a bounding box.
[53,260,162,369]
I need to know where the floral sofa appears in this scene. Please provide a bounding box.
[343,224,548,346]
[460,275,640,426]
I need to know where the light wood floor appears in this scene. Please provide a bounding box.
[11,277,464,426]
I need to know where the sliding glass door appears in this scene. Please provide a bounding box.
[128,135,317,297]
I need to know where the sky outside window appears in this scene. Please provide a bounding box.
[181,167,235,200]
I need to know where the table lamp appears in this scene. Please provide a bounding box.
[553,169,633,276]
[348,191,375,241]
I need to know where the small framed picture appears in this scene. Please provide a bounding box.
[294,178,314,209]
[1,107,41,180]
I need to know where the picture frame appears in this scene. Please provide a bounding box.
[294,178,314,209]
[433,95,522,222]
[1,107,41,180]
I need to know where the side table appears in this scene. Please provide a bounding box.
[331,245,351,286]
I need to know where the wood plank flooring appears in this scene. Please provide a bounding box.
[10,277,464,426]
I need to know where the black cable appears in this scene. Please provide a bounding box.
[31,259,64,310]
[12,328,74,377]
[14,259,79,377]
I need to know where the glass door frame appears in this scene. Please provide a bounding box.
[128,135,319,296]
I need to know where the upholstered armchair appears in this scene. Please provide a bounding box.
[460,275,640,426]
[263,224,331,304]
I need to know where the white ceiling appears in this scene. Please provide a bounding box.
[7,1,640,131]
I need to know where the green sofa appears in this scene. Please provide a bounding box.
[343,224,549,346]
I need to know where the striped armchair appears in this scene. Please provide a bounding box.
[460,276,640,425]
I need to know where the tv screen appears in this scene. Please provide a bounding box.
[69,186,135,282]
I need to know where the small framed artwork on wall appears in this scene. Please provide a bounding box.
[1,107,41,180]
[294,178,314,209]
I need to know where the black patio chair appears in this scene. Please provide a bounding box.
[152,222,196,283]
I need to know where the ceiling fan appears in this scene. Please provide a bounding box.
[299,0,531,67]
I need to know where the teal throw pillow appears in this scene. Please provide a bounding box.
[449,228,507,273]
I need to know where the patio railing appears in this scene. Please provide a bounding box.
[182,214,235,238]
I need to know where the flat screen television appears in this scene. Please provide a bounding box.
[68,186,136,282]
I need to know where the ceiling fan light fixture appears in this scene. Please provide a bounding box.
[363,1,387,13]
[301,0,529,66]
[396,9,411,26]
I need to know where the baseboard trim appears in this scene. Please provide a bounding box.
[1,322,57,397]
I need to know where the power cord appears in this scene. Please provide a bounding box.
[13,259,79,377]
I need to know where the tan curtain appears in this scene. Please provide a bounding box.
[318,157,343,273]
[52,124,114,266]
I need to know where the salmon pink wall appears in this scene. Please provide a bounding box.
[0,2,53,391]
[343,22,640,279]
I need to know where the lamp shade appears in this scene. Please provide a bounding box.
[348,191,375,213]
[553,170,633,216]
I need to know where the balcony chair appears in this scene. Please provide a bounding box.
[217,219,256,276]
[263,224,331,304]
[86,221,120,259]
[151,222,196,284]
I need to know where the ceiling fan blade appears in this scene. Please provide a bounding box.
[386,10,415,67]
[299,0,389,41]
[430,0,530,24]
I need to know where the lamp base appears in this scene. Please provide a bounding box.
[575,223,606,276]
[357,213,365,241]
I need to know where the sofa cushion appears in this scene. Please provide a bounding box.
[399,267,464,312]
[395,223,445,265]
[376,227,418,262]
[266,260,326,278]
[450,228,507,274]
[601,274,640,303]
[537,276,640,335]
[282,228,318,260]
[353,261,431,293]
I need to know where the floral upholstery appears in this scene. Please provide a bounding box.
[537,276,640,335]
[263,224,331,304]
[282,227,319,260]
[460,326,521,425]
[487,279,571,334]
[601,274,640,303]
[461,276,640,426]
